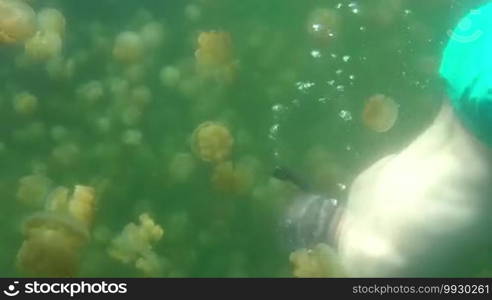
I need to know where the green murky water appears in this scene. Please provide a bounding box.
[0,0,489,277]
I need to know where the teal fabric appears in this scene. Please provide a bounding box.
[440,2,492,145]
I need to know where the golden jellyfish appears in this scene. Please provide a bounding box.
[37,8,66,36]
[306,8,341,42]
[139,22,165,49]
[184,4,202,22]
[124,64,146,84]
[108,213,164,276]
[112,31,144,64]
[159,65,181,88]
[51,142,80,166]
[211,160,254,195]
[45,56,75,81]
[76,80,104,104]
[191,121,233,163]
[0,0,36,44]
[16,184,97,277]
[362,94,399,133]
[67,185,96,229]
[135,251,164,277]
[17,220,87,277]
[24,30,62,61]
[195,31,237,82]
[130,85,152,107]
[196,31,233,66]
[13,91,38,115]
[289,243,344,278]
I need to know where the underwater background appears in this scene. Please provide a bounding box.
[0,0,490,277]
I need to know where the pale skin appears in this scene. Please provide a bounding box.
[337,101,492,276]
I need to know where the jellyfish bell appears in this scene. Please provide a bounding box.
[195,31,237,82]
[22,211,90,242]
[24,30,62,61]
[112,31,144,64]
[0,0,36,44]
[16,184,96,277]
[108,213,164,275]
[195,31,234,67]
[139,22,165,49]
[37,8,65,36]
[17,225,83,277]
[17,211,90,277]
[191,121,234,163]
[306,8,341,43]
[13,91,38,115]
[211,160,254,195]
[362,94,399,133]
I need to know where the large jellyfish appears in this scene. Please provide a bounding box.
[0,0,36,44]
[17,185,97,277]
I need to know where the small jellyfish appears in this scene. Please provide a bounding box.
[45,56,75,81]
[306,8,341,42]
[184,4,202,22]
[121,129,142,146]
[129,85,152,107]
[24,31,62,61]
[37,8,66,36]
[51,142,80,166]
[362,94,399,133]
[76,80,104,104]
[159,65,181,88]
[139,22,165,49]
[124,64,146,84]
[108,213,164,276]
[191,121,233,163]
[211,160,254,195]
[195,31,236,82]
[112,31,144,64]
[0,0,36,44]
[196,31,233,66]
[13,91,38,115]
